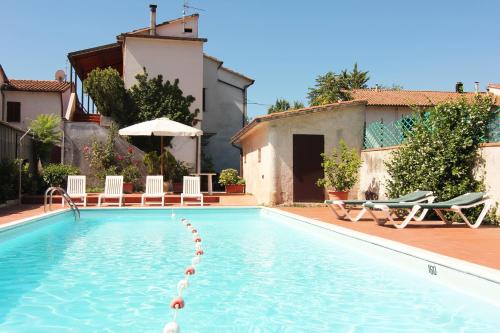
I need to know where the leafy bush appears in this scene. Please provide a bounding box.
[385,96,495,221]
[0,159,18,203]
[42,164,80,188]
[317,139,362,191]
[83,67,135,126]
[83,125,143,184]
[172,160,191,183]
[219,168,244,186]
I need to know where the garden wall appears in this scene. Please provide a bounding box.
[358,144,500,206]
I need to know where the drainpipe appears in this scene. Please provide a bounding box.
[18,128,32,202]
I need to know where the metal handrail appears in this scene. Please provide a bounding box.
[44,187,80,220]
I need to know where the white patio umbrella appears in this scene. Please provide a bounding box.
[118,117,203,175]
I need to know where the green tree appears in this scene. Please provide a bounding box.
[386,96,494,215]
[267,98,304,114]
[130,69,199,125]
[308,63,369,106]
[83,67,134,126]
[30,114,61,165]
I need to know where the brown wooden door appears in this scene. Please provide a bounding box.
[293,134,325,202]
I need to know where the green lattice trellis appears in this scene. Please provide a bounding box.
[363,110,500,149]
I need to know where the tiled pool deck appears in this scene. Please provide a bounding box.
[1,200,499,270]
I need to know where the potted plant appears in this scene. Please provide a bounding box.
[219,168,245,194]
[171,160,191,193]
[122,164,140,193]
[316,139,362,200]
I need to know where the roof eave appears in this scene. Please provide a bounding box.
[231,100,367,143]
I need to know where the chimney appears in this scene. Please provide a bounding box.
[149,4,157,36]
[455,82,464,93]
[474,81,480,93]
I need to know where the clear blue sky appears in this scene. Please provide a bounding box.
[2,0,499,118]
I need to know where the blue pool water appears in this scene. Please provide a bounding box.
[0,208,498,332]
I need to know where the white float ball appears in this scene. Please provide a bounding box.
[191,256,200,266]
[163,321,179,333]
[177,279,189,295]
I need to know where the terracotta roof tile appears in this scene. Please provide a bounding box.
[7,79,71,93]
[488,83,500,89]
[351,89,500,107]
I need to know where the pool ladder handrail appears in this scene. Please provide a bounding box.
[44,187,80,220]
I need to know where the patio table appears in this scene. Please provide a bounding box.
[190,173,217,195]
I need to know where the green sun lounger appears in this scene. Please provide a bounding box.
[324,190,434,222]
[364,192,493,229]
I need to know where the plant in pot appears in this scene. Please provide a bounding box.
[122,164,141,193]
[219,168,245,194]
[171,160,191,193]
[316,139,362,200]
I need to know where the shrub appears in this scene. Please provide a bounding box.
[385,96,495,222]
[317,139,362,191]
[219,168,244,186]
[42,164,80,188]
[0,159,18,203]
[172,160,191,183]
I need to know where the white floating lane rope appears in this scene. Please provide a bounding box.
[162,217,205,333]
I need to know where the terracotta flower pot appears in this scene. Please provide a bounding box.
[123,182,134,194]
[172,182,183,194]
[328,190,348,200]
[226,184,245,194]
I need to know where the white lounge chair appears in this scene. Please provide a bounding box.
[98,176,124,207]
[141,175,166,206]
[181,176,203,206]
[65,175,87,207]
[325,190,434,222]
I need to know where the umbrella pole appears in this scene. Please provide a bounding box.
[160,136,164,176]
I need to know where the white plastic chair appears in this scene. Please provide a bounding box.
[181,176,203,206]
[98,176,124,207]
[141,176,166,206]
[65,175,87,207]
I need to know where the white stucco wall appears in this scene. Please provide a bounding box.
[358,144,500,207]
[239,102,366,205]
[2,90,63,130]
[488,87,500,96]
[365,105,413,125]
[156,16,198,38]
[123,36,204,168]
[240,124,272,205]
[202,56,250,172]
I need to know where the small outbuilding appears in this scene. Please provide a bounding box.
[231,100,367,205]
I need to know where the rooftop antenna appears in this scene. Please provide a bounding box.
[182,0,205,32]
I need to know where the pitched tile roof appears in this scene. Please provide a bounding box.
[351,89,500,107]
[488,83,500,89]
[6,79,71,93]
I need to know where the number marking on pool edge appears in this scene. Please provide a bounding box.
[428,264,438,276]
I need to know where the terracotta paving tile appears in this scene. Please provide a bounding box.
[279,207,500,270]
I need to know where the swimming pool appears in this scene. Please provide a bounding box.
[0,208,499,332]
